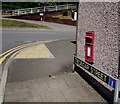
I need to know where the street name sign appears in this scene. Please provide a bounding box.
[74,56,117,89]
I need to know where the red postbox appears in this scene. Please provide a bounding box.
[85,31,94,63]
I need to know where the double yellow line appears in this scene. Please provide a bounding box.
[0,42,39,64]
[0,40,56,64]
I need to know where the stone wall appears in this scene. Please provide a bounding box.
[77,2,119,78]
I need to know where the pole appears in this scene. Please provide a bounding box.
[67,4,69,9]
[72,55,75,73]
[113,79,119,103]
[44,6,46,12]
[31,8,33,14]
[56,6,57,11]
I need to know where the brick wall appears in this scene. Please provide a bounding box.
[44,11,61,16]
[9,12,77,26]
[10,14,41,21]
[44,16,76,26]
[76,2,119,78]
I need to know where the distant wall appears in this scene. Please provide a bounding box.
[8,10,76,26]
[44,16,76,26]
[10,14,40,21]
[44,11,63,16]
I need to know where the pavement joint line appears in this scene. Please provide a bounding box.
[0,39,59,64]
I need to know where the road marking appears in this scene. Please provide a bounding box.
[0,43,38,64]
[15,44,54,59]
[0,39,58,64]
[0,57,5,65]
[0,42,36,57]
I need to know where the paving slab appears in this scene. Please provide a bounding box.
[4,72,106,102]
[47,79,69,92]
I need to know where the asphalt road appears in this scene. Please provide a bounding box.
[8,40,75,82]
[2,20,76,52]
[2,28,75,52]
[2,19,76,82]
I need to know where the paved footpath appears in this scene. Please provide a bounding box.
[4,40,106,102]
[5,72,105,102]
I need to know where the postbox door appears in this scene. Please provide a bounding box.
[87,46,91,57]
[85,45,93,62]
[85,32,94,63]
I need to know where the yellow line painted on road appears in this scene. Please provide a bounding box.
[0,42,37,57]
[0,57,6,65]
[0,42,40,64]
[0,41,41,57]
[0,39,58,64]
[0,39,58,57]
[0,44,35,64]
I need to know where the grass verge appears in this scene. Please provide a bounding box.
[1,19,49,28]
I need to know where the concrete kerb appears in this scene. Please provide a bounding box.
[0,39,59,104]
[0,50,21,104]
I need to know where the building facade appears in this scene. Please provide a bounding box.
[75,2,119,103]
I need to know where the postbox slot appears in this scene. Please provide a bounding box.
[87,32,92,35]
[85,37,92,43]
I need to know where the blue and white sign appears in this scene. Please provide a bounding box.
[108,77,116,89]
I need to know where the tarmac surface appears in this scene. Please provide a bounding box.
[7,40,75,82]
[4,39,106,102]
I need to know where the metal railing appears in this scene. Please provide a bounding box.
[12,4,76,15]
